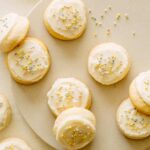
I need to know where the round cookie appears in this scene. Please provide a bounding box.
[0,138,32,150]
[53,108,96,150]
[88,43,131,85]
[44,0,87,40]
[47,78,91,116]
[116,99,150,139]
[0,13,29,52]
[7,37,51,85]
[129,71,150,115]
[0,94,12,131]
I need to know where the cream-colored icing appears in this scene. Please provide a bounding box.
[53,108,96,134]
[88,43,130,85]
[117,99,150,138]
[135,71,150,106]
[56,116,95,150]
[7,38,49,82]
[0,13,18,42]
[45,0,86,38]
[0,138,32,150]
[47,78,90,115]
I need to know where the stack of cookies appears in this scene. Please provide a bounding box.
[0,13,51,85]
[117,71,150,139]
[47,78,96,150]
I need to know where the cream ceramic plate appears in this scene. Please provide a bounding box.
[7,0,150,149]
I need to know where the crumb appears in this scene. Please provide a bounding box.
[116,13,121,20]
[124,13,129,20]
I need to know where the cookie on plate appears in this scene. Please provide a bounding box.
[116,98,150,139]
[88,43,131,85]
[7,37,51,85]
[0,138,32,150]
[0,94,12,131]
[44,0,87,40]
[0,13,29,52]
[47,78,91,116]
[53,108,96,150]
[129,71,150,115]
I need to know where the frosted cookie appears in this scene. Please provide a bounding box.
[0,94,12,131]
[0,13,29,52]
[129,71,150,115]
[44,0,87,40]
[47,78,91,116]
[7,37,51,84]
[116,99,150,139]
[0,138,32,150]
[88,43,131,85]
[53,108,96,150]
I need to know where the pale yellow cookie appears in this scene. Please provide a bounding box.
[0,13,30,52]
[53,108,96,150]
[44,0,87,40]
[129,71,150,115]
[7,37,51,85]
[47,78,91,116]
[0,138,32,150]
[88,43,131,85]
[0,94,12,131]
[116,99,150,139]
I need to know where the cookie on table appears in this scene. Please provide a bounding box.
[129,71,150,115]
[53,108,96,150]
[0,138,32,150]
[47,78,91,116]
[88,42,131,85]
[0,13,29,52]
[44,0,87,40]
[0,94,12,131]
[116,98,150,139]
[7,37,51,85]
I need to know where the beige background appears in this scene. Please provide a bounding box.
[1,0,150,150]
[0,0,53,150]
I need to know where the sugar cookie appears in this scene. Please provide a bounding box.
[47,78,91,116]
[7,37,51,84]
[116,99,150,139]
[53,108,96,150]
[0,13,29,52]
[88,43,131,85]
[0,138,32,150]
[129,71,150,115]
[0,94,12,131]
[44,0,87,40]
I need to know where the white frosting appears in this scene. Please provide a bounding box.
[47,78,90,115]
[88,43,130,85]
[0,94,11,130]
[53,108,96,133]
[135,71,150,106]
[7,38,50,83]
[117,99,150,138]
[0,13,18,42]
[56,116,95,150]
[0,138,32,150]
[54,109,96,150]
[45,0,86,38]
